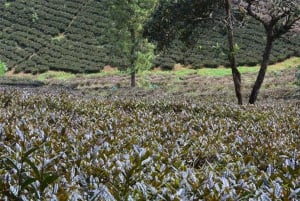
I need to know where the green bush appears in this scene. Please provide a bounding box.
[135,40,155,72]
[154,56,175,70]
[0,60,7,76]
[149,16,300,68]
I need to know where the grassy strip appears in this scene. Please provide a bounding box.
[5,57,300,81]
[195,57,300,77]
[36,71,77,81]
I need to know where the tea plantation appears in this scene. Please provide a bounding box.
[0,0,300,73]
[0,81,299,200]
[151,18,300,69]
[0,0,121,74]
[0,1,299,200]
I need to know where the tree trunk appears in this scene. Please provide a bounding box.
[131,71,136,88]
[249,31,273,104]
[224,0,243,105]
[130,28,136,88]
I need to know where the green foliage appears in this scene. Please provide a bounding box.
[144,0,224,49]
[0,89,299,200]
[0,0,117,73]
[4,2,10,8]
[106,0,158,75]
[0,140,59,200]
[0,0,299,74]
[0,60,7,76]
[31,8,39,23]
[135,40,155,72]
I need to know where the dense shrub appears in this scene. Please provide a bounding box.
[154,56,176,70]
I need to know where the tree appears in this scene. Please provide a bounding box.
[106,0,158,88]
[145,0,243,104]
[144,0,223,50]
[224,0,243,104]
[146,0,300,104]
[238,0,300,104]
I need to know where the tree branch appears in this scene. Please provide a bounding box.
[245,1,268,26]
[274,16,300,38]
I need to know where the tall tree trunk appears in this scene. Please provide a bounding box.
[130,28,136,88]
[249,31,273,104]
[224,0,243,105]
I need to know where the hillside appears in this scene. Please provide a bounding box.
[0,0,300,73]
[0,0,121,74]
[152,18,300,69]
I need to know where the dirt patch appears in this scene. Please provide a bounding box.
[5,68,35,79]
[173,64,185,71]
[102,65,118,72]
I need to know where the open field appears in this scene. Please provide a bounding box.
[0,60,300,200]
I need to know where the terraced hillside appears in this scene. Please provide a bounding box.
[153,19,300,69]
[0,0,300,73]
[0,0,122,74]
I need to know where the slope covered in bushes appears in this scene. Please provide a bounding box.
[152,19,300,69]
[0,0,299,73]
[0,0,125,74]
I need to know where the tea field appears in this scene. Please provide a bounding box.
[0,84,299,201]
[0,65,300,201]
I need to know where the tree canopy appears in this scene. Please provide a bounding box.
[105,0,158,87]
[144,0,224,50]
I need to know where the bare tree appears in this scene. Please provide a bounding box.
[237,0,300,104]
